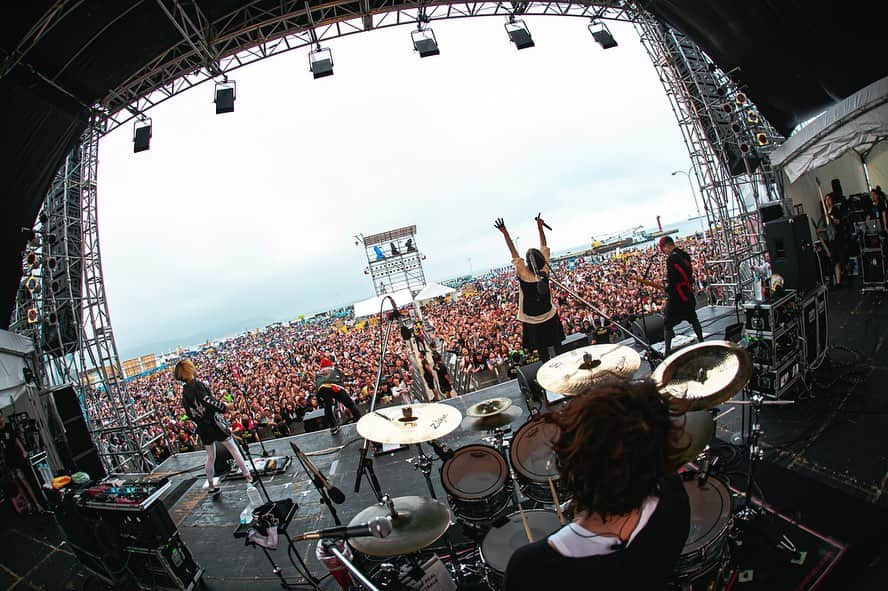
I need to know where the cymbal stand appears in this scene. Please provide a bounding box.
[546,272,662,363]
[735,393,765,521]
[236,435,272,504]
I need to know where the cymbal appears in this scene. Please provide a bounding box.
[348,496,452,557]
[536,345,641,395]
[652,340,752,410]
[462,405,523,432]
[466,397,513,418]
[674,411,715,466]
[356,403,462,445]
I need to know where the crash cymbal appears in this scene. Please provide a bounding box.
[674,411,715,466]
[462,405,523,432]
[348,496,452,557]
[536,345,641,395]
[466,397,513,418]
[652,340,752,410]
[356,403,462,444]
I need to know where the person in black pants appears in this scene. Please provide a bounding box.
[503,379,691,591]
[494,214,565,361]
[658,236,704,356]
[315,357,362,435]
[0,411,43,512]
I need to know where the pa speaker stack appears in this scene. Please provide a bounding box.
[764,214,820,293]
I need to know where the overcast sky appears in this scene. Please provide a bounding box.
[96,17,695,359]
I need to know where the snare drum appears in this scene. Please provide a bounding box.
[671,476,733,588]
[480,509,561,589]
[440,444,512,522]
[509,420,571,504]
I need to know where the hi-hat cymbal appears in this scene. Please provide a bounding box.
[348,496,452,557]
[466,397,513,418]
[462,405,523,432]
[652,340,752,410]
[536,345,641,395]
[356,403,462,445]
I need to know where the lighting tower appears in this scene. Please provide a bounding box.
[357,225,426,296]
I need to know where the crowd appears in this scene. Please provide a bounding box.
[87,234,715,460]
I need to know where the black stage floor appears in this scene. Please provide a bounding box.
[3,289,888,590]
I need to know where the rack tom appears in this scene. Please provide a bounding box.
[440,444,512,522]
[509,420,571,504]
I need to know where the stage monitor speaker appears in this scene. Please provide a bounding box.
[515,362,546,410]
[759,202,784,224]
[302,410,329,433]
[765,214,820,293]
[631,313,664,344]
[51,385,106,479]
[558,332,589,354]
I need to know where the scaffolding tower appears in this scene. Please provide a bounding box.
[10,126,157,474]
[635,12,784,304]
[358,225,427,296]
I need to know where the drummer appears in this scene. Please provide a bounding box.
[503,378,690,590]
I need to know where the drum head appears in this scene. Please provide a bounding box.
[682,476,732,555]
[510,421,560,481]
[481,510,561,573]
[441,445,509,500]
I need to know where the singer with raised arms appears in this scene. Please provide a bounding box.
[494,214,565,362]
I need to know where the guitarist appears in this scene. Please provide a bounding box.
[175,359,252,494]
[630,237,704,356]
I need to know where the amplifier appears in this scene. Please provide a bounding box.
[746,325,799,367]
[743,290,797,334]
[799,286,828,366]
[749,357,801,398]
[126,533,203,591]
[302,409,329,433]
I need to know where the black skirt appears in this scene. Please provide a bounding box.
[522,314,565,352]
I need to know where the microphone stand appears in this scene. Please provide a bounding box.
[546,271,661,363]
[321,540,381,591]
[291,441,341,526]
[235,434,272,504]
[353,296,399,501]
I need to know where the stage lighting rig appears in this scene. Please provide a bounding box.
[756,132,770,146]
[588,21,618,49]
[412,28,440,58]
[310,44,334,78]
[214,78,236,114]
[133,117,152,153]
[505,17,534,50]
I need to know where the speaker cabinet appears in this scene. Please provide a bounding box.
[765,214,820,293]
[631,313,665,344]
[50,385,106,479]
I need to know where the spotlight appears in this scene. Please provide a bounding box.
[133,118,152,153]
[26,308,39,324]
[730,122,743,134]
[756,132,770,146]
[747,110,760,124]
[588,21,618,49]
[412,28,440,58]
[505,18,534,50]
[721,103,733,113]
[26,252,38,267]
[25,276,39,292]
[739,142,751,154]
[734,92,747,106]
[214,79,236,114]
[309,45,334,79]
[46,257,57,271]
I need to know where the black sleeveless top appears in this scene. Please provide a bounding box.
[518,277,553,317]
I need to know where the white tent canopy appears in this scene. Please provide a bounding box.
[0,330,35,410]
[352,288,414,318]
[414,282,456,302]
[772,75,888,184]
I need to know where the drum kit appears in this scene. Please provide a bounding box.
[346,341,754,590]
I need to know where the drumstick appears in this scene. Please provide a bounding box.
[516,502,534,543]
[548,477,565,525]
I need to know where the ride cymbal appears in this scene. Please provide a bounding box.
[348,496,452,557]
[356,403,462,444]
[652,340,752,410]
[536,345,641,395]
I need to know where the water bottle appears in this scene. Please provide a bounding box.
[239,505,253,525]
[246,483,262,508]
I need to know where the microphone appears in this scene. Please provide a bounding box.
[291,516,392,542]
[290,442,346,504]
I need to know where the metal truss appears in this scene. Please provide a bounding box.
[358,226,427,296]
[95,1,638,134]
[635,13,783,303]
[11,128,157,474]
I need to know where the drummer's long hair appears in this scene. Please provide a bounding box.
[542,378,688,519]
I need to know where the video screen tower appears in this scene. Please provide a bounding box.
[358,226,426,296]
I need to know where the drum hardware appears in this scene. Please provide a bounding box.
[536,344,642,395]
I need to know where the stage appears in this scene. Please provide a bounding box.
[3,298,888,590]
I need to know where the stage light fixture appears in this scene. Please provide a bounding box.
[588,21,617,49]
[731,122,743,134]
[214,79,236,114]
[47,310,58,325]
[739,142,751,154]
[25,276,39,292]
[26,252,38,267]
[26,308,38,324]
[412,28,440,58]
[505,18,534,50]
[133,118,152,153]
[735,92,747,105]
[756,132,770,146]
[309,45,334,79]
[747,110,760,124]
[721,103,733,113]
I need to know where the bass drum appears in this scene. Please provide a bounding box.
[671,475,733,589]
[509,420,571,504]
[480,509,562,589]
[440,444,512,522]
